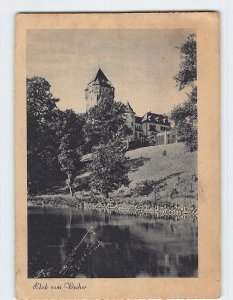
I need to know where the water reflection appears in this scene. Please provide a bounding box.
[28,207,198,278]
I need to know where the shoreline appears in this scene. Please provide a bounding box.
[28,194,197,221]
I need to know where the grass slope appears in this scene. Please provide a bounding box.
[127,143,197,187]
[111,142,198,206]
[29,142,197,217]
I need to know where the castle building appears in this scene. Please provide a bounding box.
[85,68,171,140]
[140,112,170,135]
[85,68,115,112]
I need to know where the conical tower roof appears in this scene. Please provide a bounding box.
[88,68,114,87]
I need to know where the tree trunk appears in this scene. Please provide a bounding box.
[69,185,74,196]
[67,173,74,196]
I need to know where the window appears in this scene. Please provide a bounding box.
[149,125,156,131]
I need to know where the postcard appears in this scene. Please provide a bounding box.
[15,12,220,299]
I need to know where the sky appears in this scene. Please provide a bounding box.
[27,29,194,116]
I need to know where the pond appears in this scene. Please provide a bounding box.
[28,207,198,278]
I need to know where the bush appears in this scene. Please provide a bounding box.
[115,186,132,197]
[134,180,155,196]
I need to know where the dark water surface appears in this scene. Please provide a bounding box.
[28,207,198,278]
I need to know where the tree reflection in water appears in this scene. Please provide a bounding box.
[28,207,198,278]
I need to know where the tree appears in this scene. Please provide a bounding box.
[85,96,130,198]
[145,132,157,146]
[27,77,62,194]
[84,97,130,148]
[27,77,59,121]
[90,140,129,199]
[27,78,86,195]
[173,33,197,91]
[171,34,197,151]
[58,134,83,196]
[56,109,86,195]
[55,109,86,143]
[171,86,197,151]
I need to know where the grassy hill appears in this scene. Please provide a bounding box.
[29,142,197,216]
[113,142,198,206]
[127,143,196,187]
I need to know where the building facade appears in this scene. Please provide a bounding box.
[85,68,171,140]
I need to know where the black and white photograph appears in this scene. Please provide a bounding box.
[26,28,198,279]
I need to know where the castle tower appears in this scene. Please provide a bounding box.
[85,68,115,112]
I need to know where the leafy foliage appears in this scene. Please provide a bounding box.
[173,33,197,91]
[27,78,86,195]
[55,109,86,143]
[27,77,59,120]
[58,134,83,195]
[58,134,83,174]
[90,140,129,198]
[27,77,62,194]
[171,87,197,151]
[144,133,157,146]
[85,96,130,198]
[171,34,197,152]
[84,97,130,147]
[56,110,86,194]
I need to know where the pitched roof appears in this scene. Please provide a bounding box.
[88,68,114,88]
[141,112,170,125]
[125,101,135,114]
[135,116,142,123]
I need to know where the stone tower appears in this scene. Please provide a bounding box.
[85,68,115,112]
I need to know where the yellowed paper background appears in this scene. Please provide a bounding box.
[15,12,220,299]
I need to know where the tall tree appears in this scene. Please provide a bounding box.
[57,109,86,195]
[58,134,83,196]
[174,33,197,91]
[171,86,197,151]
[85,96,130,198]
[90,139,129,199]
[171,33,197,151]
[27,77,61,194]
